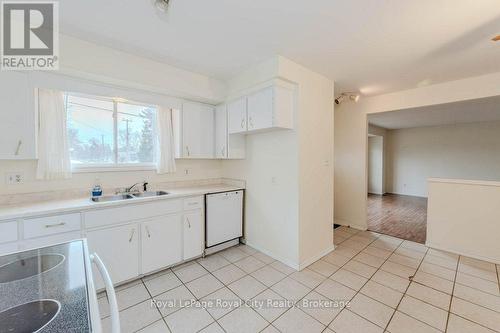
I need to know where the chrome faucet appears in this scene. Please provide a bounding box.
[124,182,149,193]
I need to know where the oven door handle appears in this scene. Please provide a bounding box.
[91,253,120,333]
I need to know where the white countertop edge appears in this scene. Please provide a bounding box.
[0,185,244,222]
[428,178,500,187]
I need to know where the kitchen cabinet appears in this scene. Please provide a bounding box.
[215,104,245,159]
[141,215,182,274]
[177,102,215,158]
[86,224,140,289]
[227,97,247,134]
[247,86,274,131]
[227,81,295,135]
[0,71,37,159]
[0,221,18,244]
[183,210,203,260]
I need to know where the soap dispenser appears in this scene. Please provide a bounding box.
[92,178,103,197]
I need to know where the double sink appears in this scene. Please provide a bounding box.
[91,191,169,203]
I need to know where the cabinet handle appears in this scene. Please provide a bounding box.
[129,229,135,242]
[240,119,245,129]
[186,146,190,156]
[45,222,65,228]
[145,226,151,238]
[186,217,191,228]
[15,140,22,156]
[249,116,254,128]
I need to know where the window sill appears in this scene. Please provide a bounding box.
[72,164,157,173]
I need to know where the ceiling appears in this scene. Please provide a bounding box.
[368,95,500,129]
[59,0,500,96]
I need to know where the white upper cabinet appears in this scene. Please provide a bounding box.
[215,104,228,158]
[247,86,274,131]
[176,102,215,158]
[0,72,36,160]
[215,104,245,159]
[227,97,247,134]
[227,81,295,135]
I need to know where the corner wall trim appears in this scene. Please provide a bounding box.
[245,241,300,271]
[298,245,335,271]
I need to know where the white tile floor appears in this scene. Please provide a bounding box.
[99,226,500,333]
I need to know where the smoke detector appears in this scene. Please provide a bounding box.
[154,0,170,13]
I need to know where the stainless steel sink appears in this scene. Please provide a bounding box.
[91,194,134,202]
[132,191,169,198]
[0,300,60,332]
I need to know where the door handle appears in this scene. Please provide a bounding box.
[15,140,22,155]
[45,222,66,228]
[240,119,245,129]
[221,146,225,157]
[129,229,135,242]
[186,217,191,228]
[186,146,190,156]
[145,226,151,238]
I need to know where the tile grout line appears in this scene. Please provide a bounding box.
[443,254,460,333]
[381,243,430,332]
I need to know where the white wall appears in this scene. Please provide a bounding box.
[427,178,500,264]
[222,56,335,269]
[334,71,500,230]
[386,121,500,197]
[0,34,227,196]
[368,136,383,195]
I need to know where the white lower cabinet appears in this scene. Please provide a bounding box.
[141,215,183,274]
[86,224,140,290]
[183,210,204,260]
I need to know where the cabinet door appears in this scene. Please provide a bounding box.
[0,72,36,159]
[247,86,273,131]
[183,211,204,260]
[182,102,215,158]
[86,224,139,289]
[227,97,247,134]
[141,215,182,274]
[214,104,228,159]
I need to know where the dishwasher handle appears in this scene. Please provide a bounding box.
[91,253,120,333]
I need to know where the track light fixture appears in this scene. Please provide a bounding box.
[335,93,360,105]
[154,0,170,13]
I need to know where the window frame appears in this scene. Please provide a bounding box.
[65,92,159,172]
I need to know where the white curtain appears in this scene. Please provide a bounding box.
[36,89,72,180]
[156,107,176,174]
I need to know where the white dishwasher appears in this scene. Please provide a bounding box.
[206,190,243,248]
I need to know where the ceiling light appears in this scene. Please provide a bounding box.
[335,93,360,105]
[154,0,170,13]
[493,35,500,42]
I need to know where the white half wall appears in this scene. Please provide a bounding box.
[427,178,500,264]
[386,121,500,197]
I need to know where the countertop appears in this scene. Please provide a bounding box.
[0,184,244,222]
[0,240,92,332]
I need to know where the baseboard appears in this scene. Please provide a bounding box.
[245,241,300,271]
[298,245,335,270]
[334,218,367,231]
[425,241,500,265]
[387,191,428,198]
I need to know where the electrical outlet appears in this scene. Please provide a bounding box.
[6,173,23,185]
[184,168,191,175]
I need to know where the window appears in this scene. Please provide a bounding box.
[66,94,157,168]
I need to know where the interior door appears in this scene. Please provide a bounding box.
[141,215,182,274]
[86,224,139,289]
[247,87,273,131]
[227,97,247,134]
[182,102,215,158]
